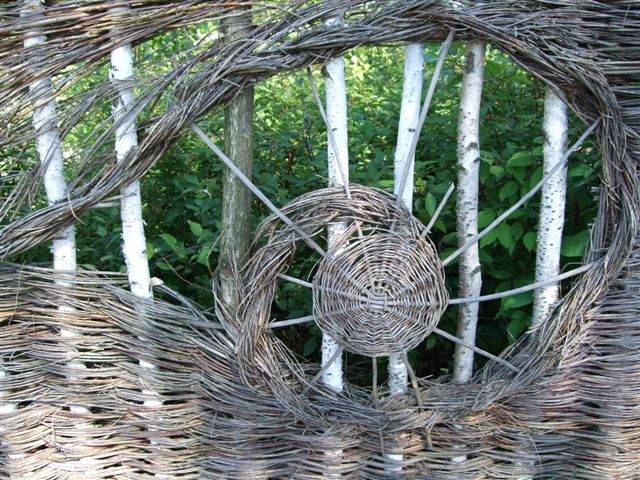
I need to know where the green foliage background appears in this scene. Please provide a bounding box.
[18,29,601,381]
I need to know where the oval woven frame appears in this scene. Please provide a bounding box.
[1,1,639,479]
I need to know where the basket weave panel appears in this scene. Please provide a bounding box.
[1,1,639,478]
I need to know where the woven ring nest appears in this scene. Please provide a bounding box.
[313,224,447,357]
[2,1,640,477]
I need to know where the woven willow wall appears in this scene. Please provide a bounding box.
[1,1,639,478]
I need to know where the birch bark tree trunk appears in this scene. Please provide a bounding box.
[22,0,86,408]
[453,40,486,385]
[219,8,254,317]
[390,43,424,396]
[109,6,162,417]
[321,17,348,395]
[532,88,568,326]
[110,8,152,302]
[23,0,77,281]
[20,7,91,476]
[386,42,424,472]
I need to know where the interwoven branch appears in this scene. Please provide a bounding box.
[1,1,639,478]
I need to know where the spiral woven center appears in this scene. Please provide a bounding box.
[312,230,448,357]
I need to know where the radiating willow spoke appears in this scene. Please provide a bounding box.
[433,328,521,373]
[395,31,455,205]
[269,315,316,329]
[191,123,326,257]
[442,118,601,267]
[302,346,343,394]
[448,263,593,305]
[387,309,520,373]
[267,311,520,373]
[422,183,455,236]
[281,263,590,309]
[402,354,424,409]
[278,273,392,306]
[372,358,379,405]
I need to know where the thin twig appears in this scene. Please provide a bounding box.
[443,118,601,266]
[302,346,343,394]
[422,183,455,236]
[191,123,326,257]
[433,328,521,373]
[396,30,455,205]
[448,263,593,305]
[306,67,351,198]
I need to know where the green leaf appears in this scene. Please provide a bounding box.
[529,166,544,191]
[146,242,155,260]
[425,192,437,217]
[157,261,172,271]
[487,269,512,280]
[425,335,437,350]
[478,210,496,228]
[510,222,524,242]
[188,220,204,237]
[184,175,200,186]
[480,227,499,248]
[512,167,526,183]
[160,233,178,251]
[568,164,592,179]
[561,231,589,257]
[196,246,210,266]
[523,231,536,252]
[497,223,514,250]
[507,316,528,343]
[499,181,518,202]
[303,337,318,357]
[507,151,535,167]
[489,165,504,179]
[502,291,533,310]
[97,225,107,237]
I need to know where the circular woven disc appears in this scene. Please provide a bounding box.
[312,228,448,357]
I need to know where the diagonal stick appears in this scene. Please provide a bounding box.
[443,118,601,267]
[396,31,456,206]
[191,123,326,257]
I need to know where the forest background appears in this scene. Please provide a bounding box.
[14,25,600,381]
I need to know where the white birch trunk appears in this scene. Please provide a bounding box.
[453,41,486,385]
[320,15,348,478]
[451,41,486,466]
[22,0,87,417]
[23,1,77,281]
[322,19,348,394]
[109,7,162,419]
[389,43,424,398]
[110,32,152,302]
[532,88,568,326]
[386,42,424,473]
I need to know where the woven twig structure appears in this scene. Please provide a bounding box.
[1,1,640,479]
[313,225,447,357]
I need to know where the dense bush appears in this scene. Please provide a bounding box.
[20,34,600,379]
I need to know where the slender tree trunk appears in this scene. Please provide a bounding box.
[386,42,424,473]
[389,43,424,397]
[109,6,162,419]
[110,9,152,302]
[453,40,486,385]
[23,0,77,281]
[22,0,86,405]
[319,15,348,478]
[219,8,254,317]
[532,88,568,326]
[321,17,348,394]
